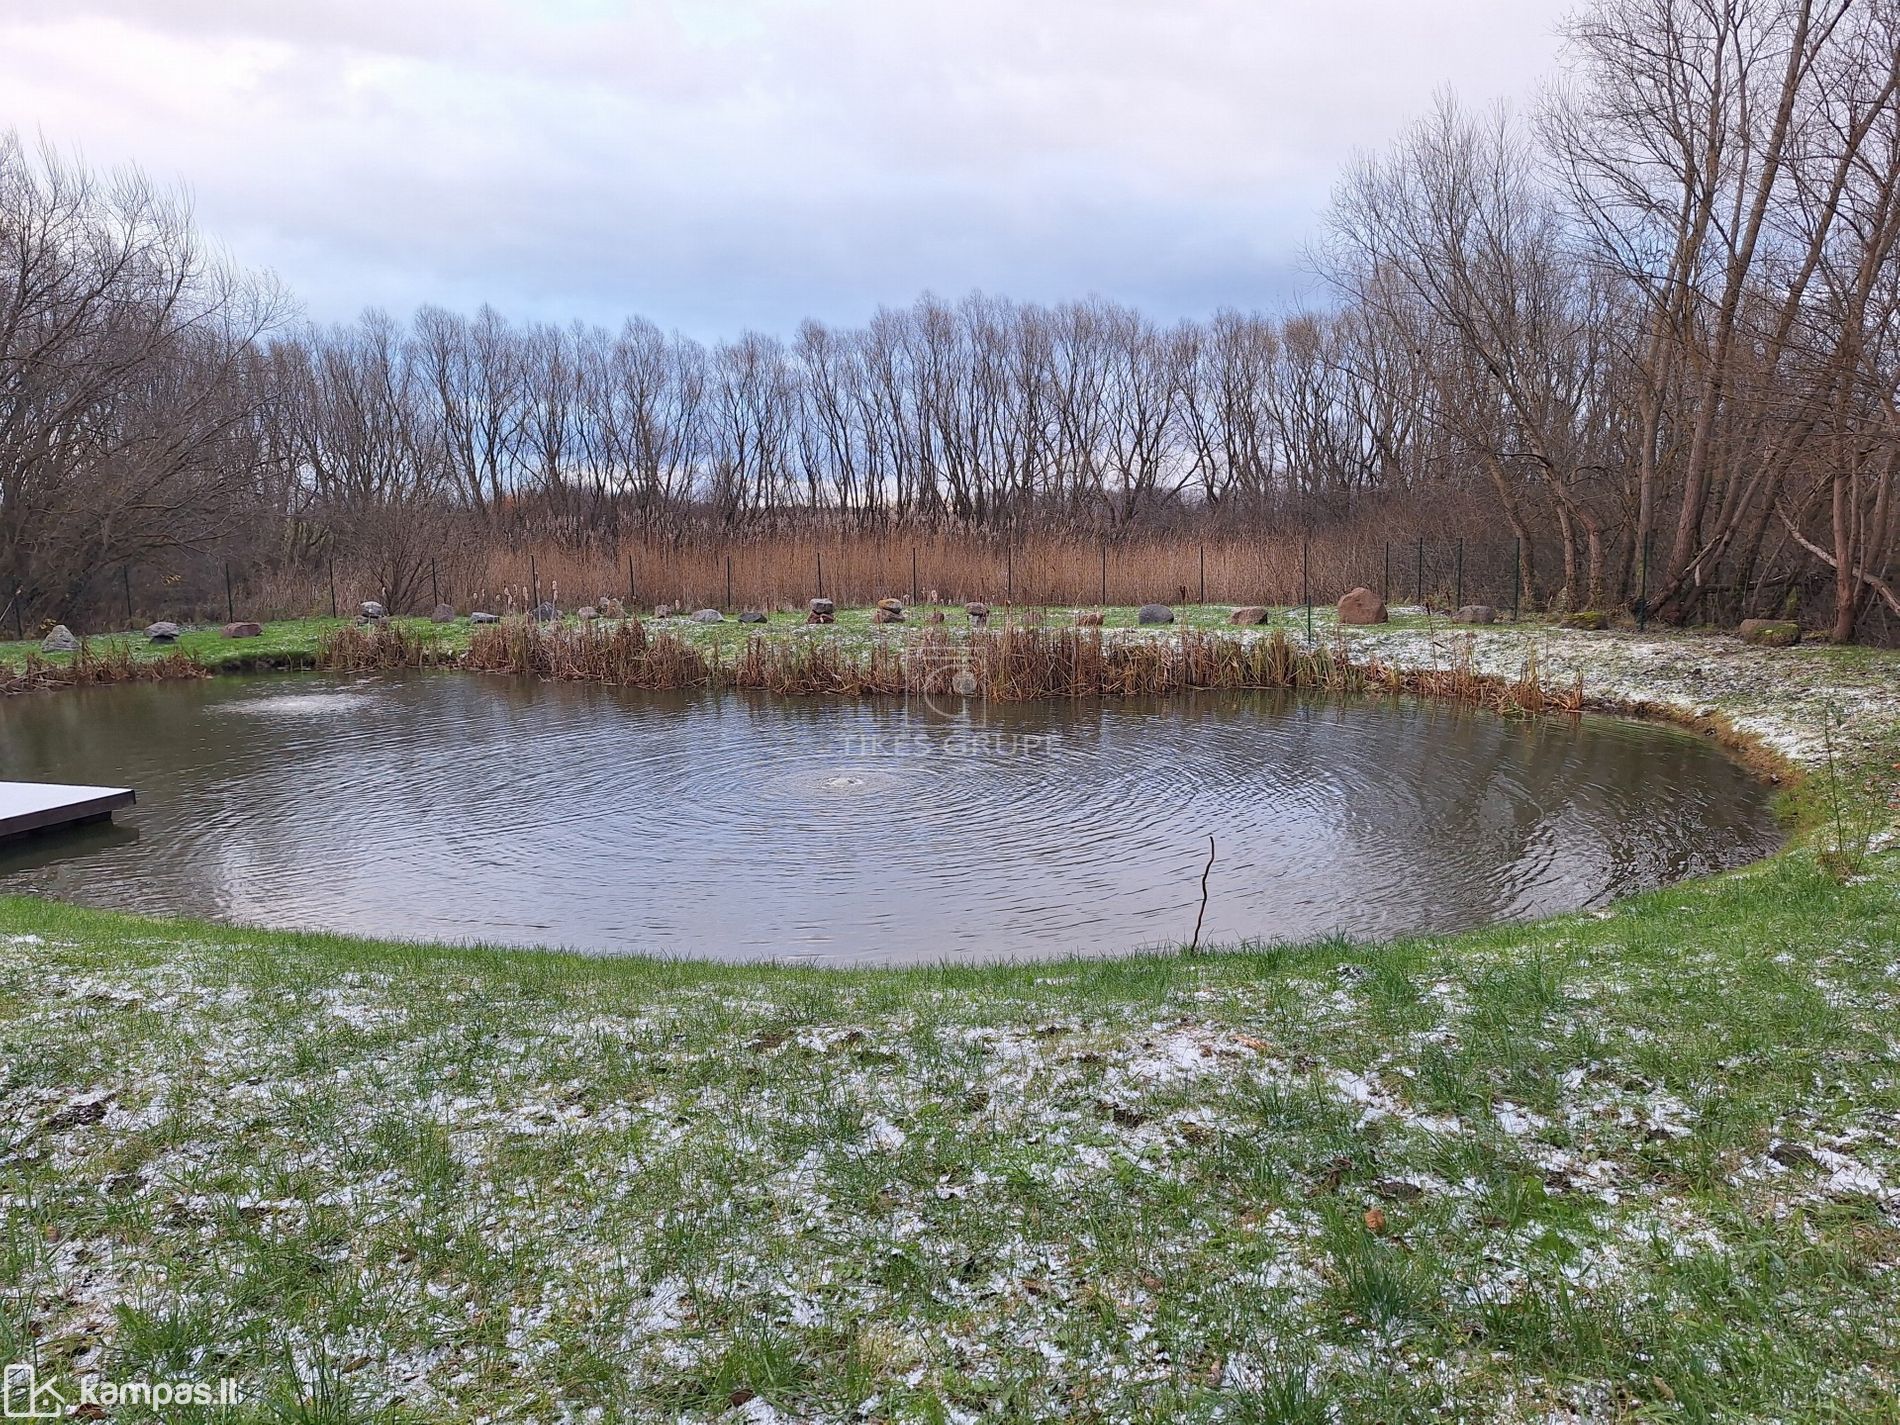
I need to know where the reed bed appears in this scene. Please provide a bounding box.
[473,524,1512,617]
[0,642,207,696]
[315,622,437,671]
[464,617,716,689]
[445,617,1581,715]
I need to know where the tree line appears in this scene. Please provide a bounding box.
[3,0,1896,638]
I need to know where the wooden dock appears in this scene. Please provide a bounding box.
[0,782,137,842]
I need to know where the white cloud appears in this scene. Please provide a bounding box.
[0,0,1572,335]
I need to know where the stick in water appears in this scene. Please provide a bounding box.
[1190,835,1216,952]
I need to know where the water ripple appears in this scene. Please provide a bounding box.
[0,672,1783,964]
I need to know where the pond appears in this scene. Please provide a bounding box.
[0,673,1781,964]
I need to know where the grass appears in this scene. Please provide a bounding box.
[0,603,1463,672]
[2,617,1898,1421]
[3,851,1897,1422]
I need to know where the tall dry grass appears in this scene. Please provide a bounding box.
[451,618,1580,716]
[1,642,207,696]
[102,506,1528,629]
[468,527,1521,617]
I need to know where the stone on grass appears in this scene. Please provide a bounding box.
[1229,606,1269,626]
[222,621,262,639]
[1739,618,1800,647]
[359,600,386,620]
[470,611,500,625]
[144,621,181,643]
[807,598,836,625]
[1561,611,1607,631]
[1075,610,1104,626]
[531,601,558,622]
[871,606,904,625]
[692,608,723,624]
[578,605,599,621]
[431,603,456,623]
[600,599,626,619]
[1454,604,1496,624]
[1336,587,1387,625]
[876,597,905,614]
[738,610,768,624]
[40,624,79,653]
[1137,603,1174,625]
[964,601,989,625]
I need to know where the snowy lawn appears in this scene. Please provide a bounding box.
[1,622,1897,1422]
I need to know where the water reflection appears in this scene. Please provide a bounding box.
[0,672,1782,963]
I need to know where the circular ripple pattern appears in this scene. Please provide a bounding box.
[0,673,1782,963]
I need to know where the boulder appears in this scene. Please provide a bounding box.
[692,608,723,624]
[1560,611,1607,631]
[808,598,835,616]
[1336,587,1387,625]
[1739,618,1800,647]
[1075,610,1104,626]
[964,601,989,625]
[470,611,501,625]
[144,621,181,644]
[1454,604,1496,625]
[600,598,626,619]
[876,597,905,614]
[654,604,674,618]
[1228,606,1269,626]
[531,601,559,622]
[431,603,456,623]
[1137,603,1174,625]
[578,605,599,621]
[221,621,262,639]
[40,624,79,653]
[871,606,904,624]
[359,600,386,620]
[738,609,769,624]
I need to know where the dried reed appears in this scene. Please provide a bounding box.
[448,618,1581,716]
[1,642,208,696]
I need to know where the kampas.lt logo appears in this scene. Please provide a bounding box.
[2,1364,66,1420]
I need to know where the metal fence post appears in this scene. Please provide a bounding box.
[224,563,234,622]
[911,546,919,605]
[1100,541,1108,606]
[1303,538,1313,644]
[816,551,824,600]
[1415,537,1425,606]
[725,554,733,611]
[1198,545,1205,604]
[1512,538,1521,622]
[530,554,540,611]
[430,558,440,609]
[1454,539,1464,611]
[328,558,338,619]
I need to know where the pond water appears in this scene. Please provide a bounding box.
[0,673,1781,964]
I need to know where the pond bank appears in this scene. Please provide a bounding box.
[0,617,1896,1420]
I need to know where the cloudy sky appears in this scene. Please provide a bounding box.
[2,0,1573,337]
